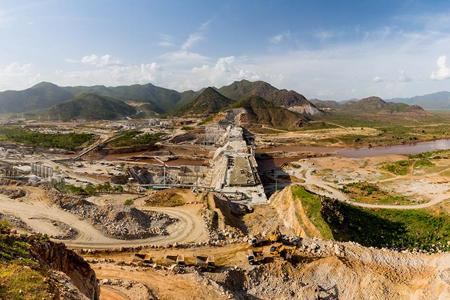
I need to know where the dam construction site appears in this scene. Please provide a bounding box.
[0,32,450,298]
[1,108,449,299]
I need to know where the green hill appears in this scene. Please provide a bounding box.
[45,93,137,121]
[233,96,307,129]
[64,83,194,113]
[341,96,426,114]
[0,80,319,117]
[389,91,450,110]
[177,87,234,116]
[218,80,321,115]
[0,82,73,114]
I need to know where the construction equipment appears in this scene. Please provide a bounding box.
[132,253,153,265]
[247,250,256,265]
[267,227,282,243]
[176,255,186,266]
[269,242,283,256]
[247,250,264,265]
[196,255,216,271]
[268,243,296,261]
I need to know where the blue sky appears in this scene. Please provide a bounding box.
[2,0,450,99]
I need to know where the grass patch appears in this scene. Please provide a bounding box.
[321,198,450,251]
[409,149,450,160]
[0,223,54,299]
[382,156,436,176]
[383,160,412,175]
[341,181,420,205]
[0,264,53,300]
[0,126,94,151]
[414,158,434,169]
[312,112,450,147]
[198,115,214,125]
[145,192,185,207]
[297,121,339,131]
[56,182,124,196]
[107,130,164,148]
[292,186,333,239]
[124,199,134,206]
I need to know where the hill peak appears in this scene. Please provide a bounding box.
[30,81,60,89]
[177,87,233,116]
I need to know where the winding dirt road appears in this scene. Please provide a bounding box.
[288,166,450,210]
[0,194,208,249]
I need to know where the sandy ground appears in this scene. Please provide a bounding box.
[284,154,450,209]
[95,265,228,300]
[256,127,380,147]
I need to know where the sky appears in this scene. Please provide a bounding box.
[2,0,450,100]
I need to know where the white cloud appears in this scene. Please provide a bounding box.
[182,33,204,50]
[181,20,210,50]
[372,76,383,83]
[269,31,291,44]
[430,55,450,80]
[190,56,260,88]
[398,70,412,82]
[80,54,121,67]
[0,62,41,90]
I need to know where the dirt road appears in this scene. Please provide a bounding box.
[0,194,208,249]
[287,164,450,210]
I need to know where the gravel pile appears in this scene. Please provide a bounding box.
[0,212,33,232]
[0,188,26,199]
[52,193,177,240]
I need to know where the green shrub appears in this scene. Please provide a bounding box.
[0,126,94,151]
[124,199,134,206]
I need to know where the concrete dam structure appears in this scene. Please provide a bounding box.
[210,125,267,204]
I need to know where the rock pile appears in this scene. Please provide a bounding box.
[99,278,158,300]
[50,191,177,240]
[0,212,33,232]
[0,188,26,199]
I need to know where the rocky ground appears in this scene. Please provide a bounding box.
[50,190,178,240]
[0,212,33,232]
[198,237,450,300]
[0,188,26,199]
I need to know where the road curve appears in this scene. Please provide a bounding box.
[297,168,450,210]
[0,194,208,249]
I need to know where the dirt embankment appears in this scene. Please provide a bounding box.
[28,236,100,299]
[269,186,322,238]
[202,238,450,300]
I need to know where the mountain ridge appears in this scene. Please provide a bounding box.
[389,91,450,110]
[0,80,320,117]
[176,87,234,116]
[44,93,137,121]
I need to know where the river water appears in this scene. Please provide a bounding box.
[257,138,450,170]
[336,139,450,158]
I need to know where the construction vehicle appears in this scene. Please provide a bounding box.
[247,250,256,265]
[132,253,153,266]
[269,242,283,256]
[268,243,296,261]
[247,250,264,265]
[176,254,186,266]
[267,227,282,243]
[206,256,216,271]
[196,255,216,271]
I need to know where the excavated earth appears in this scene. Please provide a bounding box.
[201,238,450,300]
[50,191,178,240]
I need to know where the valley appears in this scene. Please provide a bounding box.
[0,80,449,299]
